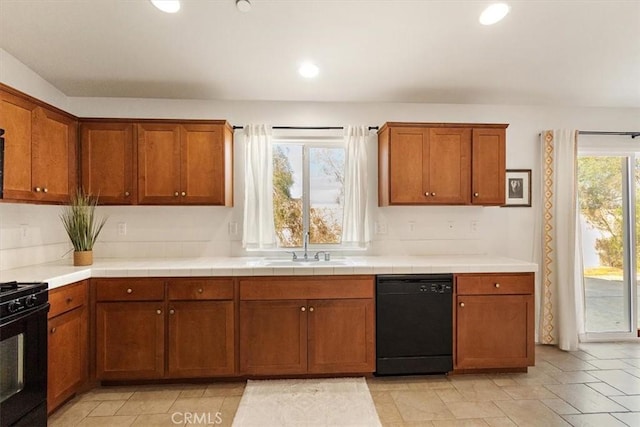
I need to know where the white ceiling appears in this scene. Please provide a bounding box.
[1,0,639,107]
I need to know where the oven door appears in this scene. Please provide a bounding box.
[0,304,48,427]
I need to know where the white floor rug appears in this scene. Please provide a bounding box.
[231,377,382,427]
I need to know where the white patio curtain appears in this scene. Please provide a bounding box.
[342,125,370,246]
[539,129,583,351]
[242,124,276,249]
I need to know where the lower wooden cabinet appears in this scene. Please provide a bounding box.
[167,300,235,377]
[240,300,308,375]
[454,273,535,370]
[47,281,88,413]
[94,278,235,380]
[96,302,165,380]
[239,276,375,376]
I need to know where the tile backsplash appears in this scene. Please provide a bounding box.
[0,201,510,270]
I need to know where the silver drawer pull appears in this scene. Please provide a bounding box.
[156,309,162,315]
[198,288,203,293]
[301,307,306,312]
[459,302,465,307]
[309,307,314,312]
[495,283,500,288]
[169,309,175,315]
[126,288,133,294]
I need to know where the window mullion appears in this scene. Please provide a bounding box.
[302,145,310,244]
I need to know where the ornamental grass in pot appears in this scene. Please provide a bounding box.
[61,189,107,266]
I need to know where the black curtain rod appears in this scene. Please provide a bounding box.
[232,125,379,131]
[578,131,640,139]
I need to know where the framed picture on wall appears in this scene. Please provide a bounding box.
[503,169,531,207]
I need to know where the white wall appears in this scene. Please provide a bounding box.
[1,50,639,270]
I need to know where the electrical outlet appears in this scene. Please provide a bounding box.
[408,221,416,232]
[117,222,127,236]
[228,222,238,235]
[19,224,28,240]
[374,222,388,235]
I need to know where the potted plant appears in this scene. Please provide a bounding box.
[60,189,107,266]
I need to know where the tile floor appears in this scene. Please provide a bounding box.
[49,342,640,426]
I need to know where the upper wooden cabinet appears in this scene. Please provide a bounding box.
[0,86,77,203]
[137,121,233,206]
[378,122,507,206]
[80,121,136,204]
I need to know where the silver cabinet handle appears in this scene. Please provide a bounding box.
[126,288,133,294]
[50,327,57,334]
[43,188,48,193]
[474,192,479,197]
[174,192,179,196]
[156,309,162,315]
[300,306,306,312]
[309,307,314,312]
[169,309,175,315]
[125,191,130,196]
[424,192,429,197]
[181,191,186,197]
[198,288,203,293]
[495,283,500,288]
[35,187,42,192]
[459,302,465,307]
[431,192,436,196]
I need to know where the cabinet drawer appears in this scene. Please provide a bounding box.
[49,281,87,319]
[240,276,374,300]
[456,273,533,295]
[95,279,164,301]
[168,279,233,301]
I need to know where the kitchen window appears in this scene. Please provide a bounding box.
[272,141,345,248]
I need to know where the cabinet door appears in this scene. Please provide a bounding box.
[47,307,87,412]
[31,106,77,202]
[307,299,375,374]
[471,128,505,205]
[0,90,37,200]
[80,122,135,204]
[137,123,181,204]
[168,301,235,377]
[388,127,429,204]
[180,124,226,205]
[456,294,534,369]
[239,300,307,375]
[428,128,471,204]
[96,302,165,380]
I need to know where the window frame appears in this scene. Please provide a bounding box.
[272,136,347,249]
[577,140,639,341]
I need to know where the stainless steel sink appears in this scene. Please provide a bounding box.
[258,259,353,267]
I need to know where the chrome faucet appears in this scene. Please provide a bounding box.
[302,232,310,260]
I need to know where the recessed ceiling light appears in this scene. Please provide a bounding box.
[236,0,252,13]
[150,0,181,14]
[299,62,319,79]
[479,3,510,25]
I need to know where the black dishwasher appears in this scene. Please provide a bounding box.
[376,274,453,375]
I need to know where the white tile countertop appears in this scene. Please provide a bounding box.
[0,255,538,290]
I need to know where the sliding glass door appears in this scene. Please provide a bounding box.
[578,152,638,338]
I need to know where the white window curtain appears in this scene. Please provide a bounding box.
[242,124,276,249]
[539,129,583,351]
[342,125,370,246]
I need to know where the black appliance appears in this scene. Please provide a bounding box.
[0,128,4,199]
[376,274,453,375]
[0,281,49,427]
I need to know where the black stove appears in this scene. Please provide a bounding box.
[0,281,48,325]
